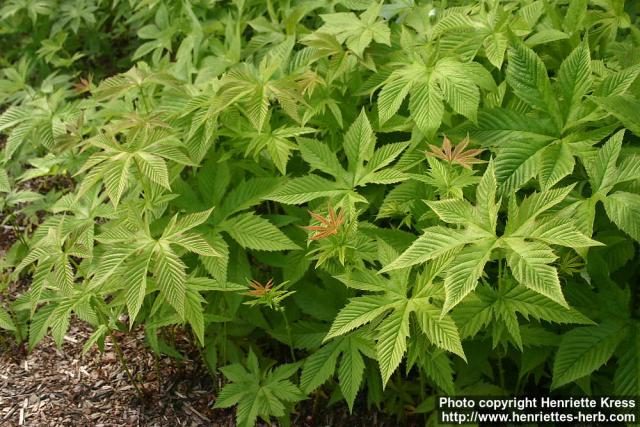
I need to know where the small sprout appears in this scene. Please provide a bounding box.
[246,278,274,297]
[244,278,294,310]
[304,203,345,240]
[73,75,93,94]
[426,135,485,169]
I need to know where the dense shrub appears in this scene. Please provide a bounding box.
[1,0,640,425]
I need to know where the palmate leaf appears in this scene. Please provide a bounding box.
[436,58,480,122]
[552,320,627,389]
[216,178,280,222]
[185,288,206,346]
[170,233,220,256]
[443,240,495,313]
[301,333,370,412]
[221,212,299,251]
[409,80,444,137]
[505,238,566,307]
[344,109,375,174]
[603,192,640,242]
[298,138,345,179]
[474,108,558,147]
[0,307,16,331]
[266,175,346,204]
[135,151,170,189]
[593,95,640,137]
[500,285,592,325]
[585,130,623,195]
[595,64,640,97]
[124,251,153,324]
[338,337,366,412]
[376,300,411,387]
[215,351,303,427]
[506,185,575,234]
[495,138,549,194]
[153,244,187,317]
[506,43,561,126]
[325,295,391,341]
[557,42,591,123]
[538,143,574,190]
[201,233,229,282]
[0,167,10,192]
[301,340,341,393]
[377,68,414,125]
[380,227,477,272]
[415,304,465,360]
[528,218,602,248]
[319,2,390,57]
[421,349,455,395]
[426,199,474,225]
[615,326,640,396]
[475,159,499,233]
[101,157,131,208]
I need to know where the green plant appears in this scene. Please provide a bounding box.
[1,0,640,425]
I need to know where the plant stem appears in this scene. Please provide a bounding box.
[109,330,145,400]
[5,303,23,343]
[497,353,505,390]
[281,309,296,362]
[6,212,28,248]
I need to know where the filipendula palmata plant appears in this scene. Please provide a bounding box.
[1,0,640,425]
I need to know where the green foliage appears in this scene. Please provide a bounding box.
[2,0,640,424]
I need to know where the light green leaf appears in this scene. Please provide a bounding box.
[585,129,624,194]
[381,226,477,272]
[124,251,152,324]
[595,65,640,97]
[339,338,366,412]
[442,241,494,313]
[301,341,341,393]
[505,238,565,307]
[410,80,443,137]
[0,307,16,331]
[436,59,480,122]
[0,168,10,193]
[298,138,345,178]
[377,300,412,387]
[266,175,345,205]
[416,304,465,360]
[153,245,187,317]
[378,69,413,125]
[506,43,561,125]
[552,321,627,389]
[325,295,391,341]
[484,32,508,69]
[426,199,474,225]
[135,151,170,189]
[592,95,640,137]
[170,233,220,256]
[538,143,574,190]
[603,192,640,242]
[558,42,591,123]
[495,138,548,194]
[344,109,375,172]
[529,218,602,248]
[222,212,299,251]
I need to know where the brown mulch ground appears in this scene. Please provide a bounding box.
[0,323,232,426]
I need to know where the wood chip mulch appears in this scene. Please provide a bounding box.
[0,323,233,427]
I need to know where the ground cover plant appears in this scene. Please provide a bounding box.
[1,0,640,425]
